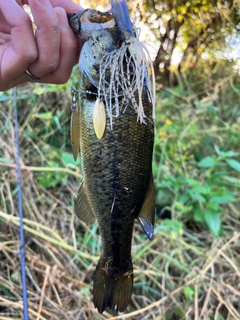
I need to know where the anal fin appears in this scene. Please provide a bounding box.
[138,174,155,240]
[75,183,96,225]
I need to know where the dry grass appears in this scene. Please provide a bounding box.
[0,83,240,320]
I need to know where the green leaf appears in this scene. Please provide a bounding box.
[188,190,206,202]
[24,128,35,138]
[53,116,62,131]
[37,171,66,188]
[178,192,190,204]
[225,158,240,172]
[192,185,210,195]
[194,211,204,222]
[204,210,221,237]
[0,93,9,102]
[214,145,221,155]
[34,112,53,120]
[210,194,235,205]
[198,156,216,168]
[79,288,90,295]
[186,178,199,186]
[223,176,240,185]
[224,151,239,158]
[0,157,11,164]
[214,145,238,158]
[183,286,195,300]
[207,203,221,212]
[61,152,80,167]
[160,219,183,235]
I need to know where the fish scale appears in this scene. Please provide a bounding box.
[69,1,155,313]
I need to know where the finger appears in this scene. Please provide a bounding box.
[0,0,37,80]
[38,7,82,84]
[16,0,82,13]
[27,0,61,78]
[50,0,83,14]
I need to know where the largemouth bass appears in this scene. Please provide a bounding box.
[69,0,155,313]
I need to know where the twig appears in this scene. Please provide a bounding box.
[36,265,50,320]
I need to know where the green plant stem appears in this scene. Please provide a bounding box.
[0,162,81,178]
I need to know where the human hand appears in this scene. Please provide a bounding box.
[0,0,83,91]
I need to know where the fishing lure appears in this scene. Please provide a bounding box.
[93,98,106,139]
[70,86,80,161]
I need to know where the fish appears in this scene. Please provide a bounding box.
[69,0,155,313]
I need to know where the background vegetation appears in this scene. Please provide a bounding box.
[0,0,240,319]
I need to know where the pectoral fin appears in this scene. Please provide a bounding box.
[138,174,155,240]
[75,183,96,225]
[71,107,80,161]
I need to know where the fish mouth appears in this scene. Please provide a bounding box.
[68,9,115,41]
[69,0,133,41]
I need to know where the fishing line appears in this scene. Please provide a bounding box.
[13,86,29,320]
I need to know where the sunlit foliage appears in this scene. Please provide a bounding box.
[132,0,239,86]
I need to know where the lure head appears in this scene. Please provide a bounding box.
[110,0,133,41]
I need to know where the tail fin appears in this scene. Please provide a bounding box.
[93,256,133,314]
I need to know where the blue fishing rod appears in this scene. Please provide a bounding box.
[13,87,29,320]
